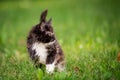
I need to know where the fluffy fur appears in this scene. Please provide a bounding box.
[27,10,65,73]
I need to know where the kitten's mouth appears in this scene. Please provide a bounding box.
[46,32,54,36]
[42,31,55,43]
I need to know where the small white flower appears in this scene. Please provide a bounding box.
[79,44,83,49]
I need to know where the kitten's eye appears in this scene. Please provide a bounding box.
[45,25,49,30]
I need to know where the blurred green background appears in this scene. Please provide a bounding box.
[0,0,120,80]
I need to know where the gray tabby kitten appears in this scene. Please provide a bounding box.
[27,10,65,74]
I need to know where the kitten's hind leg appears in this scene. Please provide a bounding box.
[56,61,65,72]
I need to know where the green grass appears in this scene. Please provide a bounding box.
[0,0,120,80]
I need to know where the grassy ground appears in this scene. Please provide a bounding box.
[0,0,120,80]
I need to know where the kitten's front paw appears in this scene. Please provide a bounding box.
[46,64,55,74]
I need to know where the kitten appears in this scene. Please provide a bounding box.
[27,10,65,74]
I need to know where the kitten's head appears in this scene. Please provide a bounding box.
[39,10,53,33]
[33,10,55,43]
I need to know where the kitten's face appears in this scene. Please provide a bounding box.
[34,10,55,43]
[40,19,53,33]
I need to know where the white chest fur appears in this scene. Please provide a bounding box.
[32,42,48,64]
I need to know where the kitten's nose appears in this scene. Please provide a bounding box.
[46,32,54,36]
[41,30,45,34]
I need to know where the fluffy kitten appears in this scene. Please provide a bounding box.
[27,10,65,74]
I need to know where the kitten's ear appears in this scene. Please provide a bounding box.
[47,18,52,24]
[40,9,48,22]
